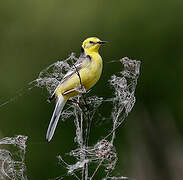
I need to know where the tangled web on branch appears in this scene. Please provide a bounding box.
[34,53,80,95]
[109,57,140,144]
[0,135,28,180]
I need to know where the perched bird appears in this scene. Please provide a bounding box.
[46,37,106,142]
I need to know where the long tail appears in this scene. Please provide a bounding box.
[46,95,66,142]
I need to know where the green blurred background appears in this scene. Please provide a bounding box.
[0,0,183,179]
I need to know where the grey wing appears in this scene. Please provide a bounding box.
[49,63,83,99]
[60,54,91,83]
[49,55,90,99]
[61,63,82,83]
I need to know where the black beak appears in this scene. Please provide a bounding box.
[97,41,108,44]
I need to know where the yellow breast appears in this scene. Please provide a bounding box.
[82,53,102,90]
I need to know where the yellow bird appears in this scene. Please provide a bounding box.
[46,37,106,142]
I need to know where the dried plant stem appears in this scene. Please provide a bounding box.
[90,159,104,180]
[73,64,92,180]
[111,108,122,144]
[85,109,91,146]
[103,114,127,141]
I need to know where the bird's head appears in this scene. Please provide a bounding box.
[82,37,107,53]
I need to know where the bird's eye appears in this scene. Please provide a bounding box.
[89,41,94,44]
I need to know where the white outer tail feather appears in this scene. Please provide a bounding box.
[46,95,66,142]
